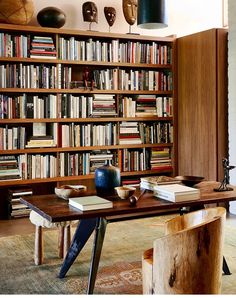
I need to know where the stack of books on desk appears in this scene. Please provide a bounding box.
[140,175,181,191]
[154,184,200,203]
[69,195,113,211]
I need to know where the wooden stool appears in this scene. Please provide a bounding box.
[29,210,75,265]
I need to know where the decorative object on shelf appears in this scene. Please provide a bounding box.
[122,0,138,34]
[115,186,136,200]
[137,0,168,29]
[55,185,87,200]
[95,160,121,196]
[104,7,116,32]
[0,0,34,25]
[175,175,205,187]
[37,7,66,28]
[83,67,95,90]
[214,158,236,192]
[82,1,98,31]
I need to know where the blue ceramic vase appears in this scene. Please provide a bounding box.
[95,160,121,195]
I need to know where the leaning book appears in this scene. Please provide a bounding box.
[154,184,200,202]
[69,195,113,211]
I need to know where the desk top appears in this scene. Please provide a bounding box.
[21,181,236,222]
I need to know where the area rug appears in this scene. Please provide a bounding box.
[0,215,236,294]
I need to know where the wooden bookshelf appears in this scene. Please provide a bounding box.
[0,23,177,218]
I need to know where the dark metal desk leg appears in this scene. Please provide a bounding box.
[223,256,231,275]
[87,217,107,294]
[59,218,97,278]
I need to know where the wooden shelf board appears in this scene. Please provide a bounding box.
[0,116,172,124]
[0,88,172,95]
[0,143,173,154]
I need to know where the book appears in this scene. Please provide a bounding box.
[140,175,181,191]
[154,184,200,202]
[69,195,113,211]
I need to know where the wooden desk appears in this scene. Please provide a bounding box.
[21,181,236,294]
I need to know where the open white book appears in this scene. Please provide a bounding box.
[69,195,113,211]
[154,184,200,202]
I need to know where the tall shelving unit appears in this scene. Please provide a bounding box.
[0,23,177,218]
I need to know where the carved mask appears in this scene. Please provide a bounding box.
[82,1,98,23]
[104,7,116,27]
[122,0,137,26]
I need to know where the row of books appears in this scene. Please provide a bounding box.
[0,33,29,58]
[0,64,57,89]
[59,94,117,118]
[59,151,116,176]
[0,94,173,120]
[121,147,172,172]
[121,95,173,118]
[0,94,57,119]
[59,123,117,147]
[0,126,26,150]
[58,37,172,65]
[0,63,172,91]
[0,123,57,150]
[118,69,173,91]
[0,33,172,65]
[121,148,150,172]
[0,121,172,150]
[5,146,171,180]
[18,154,57,179]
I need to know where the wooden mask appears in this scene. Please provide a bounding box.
[104,7,116,27]
[82,1,98,23]
[122,0,137,26]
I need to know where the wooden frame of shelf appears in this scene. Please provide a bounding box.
[0,23,177,218]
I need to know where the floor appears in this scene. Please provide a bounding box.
[1,211,236,238]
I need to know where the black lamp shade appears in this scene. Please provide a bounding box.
[137,0,168,29]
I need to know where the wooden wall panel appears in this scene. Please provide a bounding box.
[177,29,228,181]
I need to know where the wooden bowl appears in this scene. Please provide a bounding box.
[55,185,87,200]
[115,186,136,200]
[175,176,204,187]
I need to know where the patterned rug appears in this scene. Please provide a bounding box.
[0,214,236,294]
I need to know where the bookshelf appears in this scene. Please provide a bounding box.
[0,23,177,218]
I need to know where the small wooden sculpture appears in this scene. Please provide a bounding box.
[82,1,98,30]
[214,158,235,191]
[104,7,116,32]
[83,67,94,90]
[122,0,137,34]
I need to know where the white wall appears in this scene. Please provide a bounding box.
[29,0,223,37]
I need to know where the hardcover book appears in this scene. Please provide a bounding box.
[154,184,200,202]
[69,195,113,211]
[140,175,181,191]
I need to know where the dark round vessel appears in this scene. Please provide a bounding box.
[175,175,205,187]
[95,160,121,195]
[37,7,66,28]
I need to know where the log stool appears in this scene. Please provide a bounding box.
[29,210,75,265]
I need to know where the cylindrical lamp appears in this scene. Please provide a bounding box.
[137,0,168,29]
